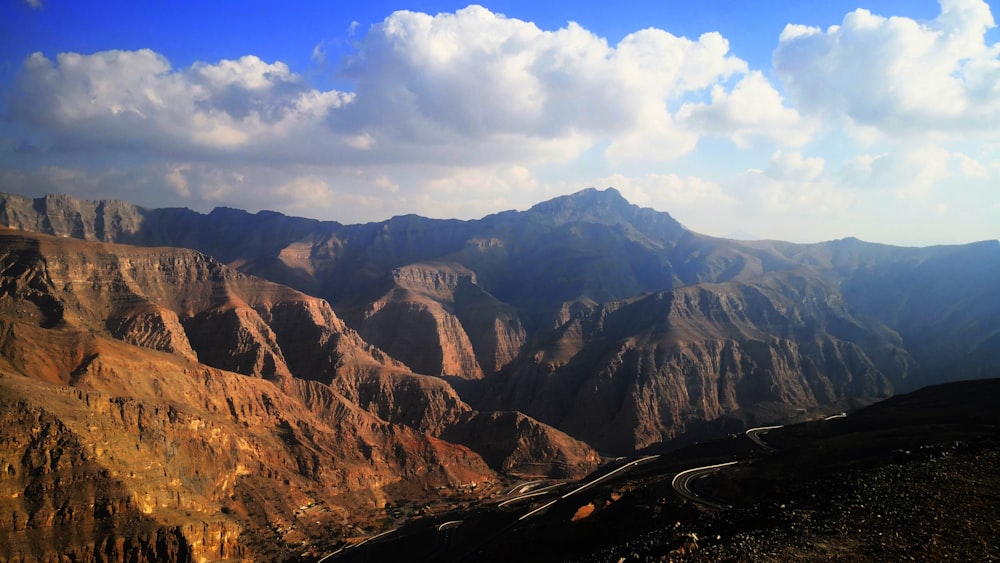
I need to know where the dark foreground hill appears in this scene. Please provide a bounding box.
[334,378,1000,562]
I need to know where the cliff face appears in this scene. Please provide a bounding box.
[356,263,526,378]
[2,189,998,458]
[0,193,146,243]
[0,229,602,560]
[0,315,494,560]
[0,229,389,384]
[479,273,911,453]
[0,384,245,562]
[0,189,716,378]
[440,411,602,478]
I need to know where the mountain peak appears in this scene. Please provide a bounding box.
[523,187,687,241]
[526,187,634,224]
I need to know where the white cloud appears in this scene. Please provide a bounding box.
[164,164,192,197]
[311,42,327,65]
[678,71,815,147]
[276,176,333,209]
[703,143,997,244]
[3,4,995,247]
[742,167,854,217]
[837,144,994,203]
[334,6,788,163]
[953,151,990,178]
[424,165,538,195]
[9,7,785,171]
[591,172,734,208]
[10,49,353,159]
[774,0,1000,136]
[3,6,805,219]
[765,151,825,182]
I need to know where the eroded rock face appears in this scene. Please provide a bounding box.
[316,368,599,479]
[2,190,998,458]
[0,229,604,559]
[0,193,146,243]
[358,263,526,379]
[441,411,601,478]
[107,306,198,362]
[0,231,499,560]
[480,275,910,453]
[0,229,394,385]
[0,321,495,561]
[0,398,245,562]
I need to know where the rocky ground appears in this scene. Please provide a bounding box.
[588,442,1000,562]
[336,379,1000,563]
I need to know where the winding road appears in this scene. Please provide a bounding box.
[317,528,397,562]
[672,413,849,510]
[670,461,739,510]
[319,413,851,559]
[515,454,660,520]
[745,424,784,449]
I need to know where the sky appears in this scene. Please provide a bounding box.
[1,0,998,246]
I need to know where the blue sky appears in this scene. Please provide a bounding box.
[1,0,998,245]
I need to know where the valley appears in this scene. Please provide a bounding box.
[0,188,998,560]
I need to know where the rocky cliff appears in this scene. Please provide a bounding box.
[0,228,598,560]
[2,189,998,457]
[0,319,495,560]
[0,189,771,377]
[356,262,526,378]
[476,272,913,453]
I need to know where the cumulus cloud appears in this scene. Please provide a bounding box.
[10,50,354,160]
[678,72,814,147]
[9,6,799,169]
[6,3,993,246]
[2,5,810,221]
[765,151,825,182]
[702,142,997,244]
[774,0,1000,135]
[592,172,734,208]
[334,8,803,163]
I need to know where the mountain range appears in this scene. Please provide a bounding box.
[1,188,997,559]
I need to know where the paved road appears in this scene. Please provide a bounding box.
[674,414,849,510]
[670,461,739,510]
[559,455,659,500]
[504,480,548,495]
[516,454,660,520]
[316,528,397,562]
[320,413,853,560]
[745,424,784,449]
[436,520,463,531]
[518,498,559,521]
[747,411,847,450]
[497,489,552,508]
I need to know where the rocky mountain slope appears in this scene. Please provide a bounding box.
[3,189,996,458]
[475,272,912,453]
[0,228,597,561]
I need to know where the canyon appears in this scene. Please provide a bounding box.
[1,188,998,559]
